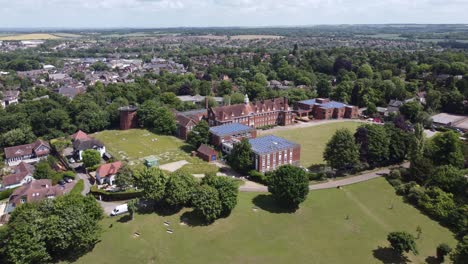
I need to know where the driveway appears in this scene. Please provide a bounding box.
[77,172,91,196]
[238,162,410,192]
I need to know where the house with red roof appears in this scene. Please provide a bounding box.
[96,161,122,185]
[70,130,106,161]
[1,162,36,189]
[4,139,51,166]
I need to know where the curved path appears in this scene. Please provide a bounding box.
[239,162,409,193]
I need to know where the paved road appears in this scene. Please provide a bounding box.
[239,162,410,193]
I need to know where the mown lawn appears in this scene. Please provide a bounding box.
[92,129,217,173]
[263,122,361,167]
[73,178,456,264]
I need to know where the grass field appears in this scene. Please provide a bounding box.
[263,122,361,167]
[92,129,218,173]
[0,33,61,40]
[73,178,456,264]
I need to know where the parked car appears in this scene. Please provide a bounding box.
[64,177,73,183]
[110,204,128,216]
[58,180,65,186]
[69,158,75,163]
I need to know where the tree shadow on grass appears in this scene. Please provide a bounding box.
[372,247,410,264]
[252,194,297,214]
[179,144,195,154]
[117,214,131,223]
[180,210,210,227]
[424,256,440,264]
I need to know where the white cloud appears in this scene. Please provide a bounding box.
[0,0,466,27]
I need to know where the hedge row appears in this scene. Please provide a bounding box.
[90,186,142,201]
[0,188,16,200]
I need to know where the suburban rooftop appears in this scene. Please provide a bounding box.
[209,123,255,137]
[249,135,299,155]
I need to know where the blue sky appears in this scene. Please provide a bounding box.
[0,0,467,28]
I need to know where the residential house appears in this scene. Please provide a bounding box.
[4,140,51,166]
[208,95,293,128]
[71,131,106,161]
[5,179,65,213]
[1,162,35,189]
[1,90,20,108]
[96,161,122,185]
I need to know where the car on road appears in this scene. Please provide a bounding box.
[110,204,128,216]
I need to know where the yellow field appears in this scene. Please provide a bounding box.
[0,33,62,40]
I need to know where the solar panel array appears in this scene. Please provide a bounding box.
[209,123,254,137]
[249,135,299,155]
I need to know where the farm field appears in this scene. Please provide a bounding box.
[92,129,217,173]
[263,122,361,167]
[0,33,61,40]
[74,178,456,264]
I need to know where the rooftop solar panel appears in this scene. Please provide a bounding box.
[209,123,254,137]
[249,135,299,155]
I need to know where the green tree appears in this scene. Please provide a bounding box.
[355,124,389,165]
[385,124,412,163]
[227,139,253,174]
[428,165,466,195]
[192,185,222,223]
[267,165,309,209]
[316,78,332,98]
[202,174,239,215]
[187,120,210,149]
[427,131,464,168]
[358,63,374,79]
[164,171,198,207]
[0,127,36,148]
[451,236,468,264]
[217,80,233,96]
[399,102,423,123]
[115,164,134,191]
[152,107,176,135]
[134,167,167,202]
[323,128,360,170]
[387,231,418,256]
[425,90,442,111]
[127,199,138,220]
[436,243,451,262]
[75,102,110,133]
[82,149,101,168]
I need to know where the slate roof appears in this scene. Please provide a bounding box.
[249,135,299,155]
[298,99,317,106]
[320,101,347,109]
[4,140,51,159]
[209,123,255,137]
[73,138,104,151]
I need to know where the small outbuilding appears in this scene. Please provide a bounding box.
[144,156,159,167]
[197,144,218,162]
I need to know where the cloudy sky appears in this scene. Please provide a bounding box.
[0,0,467,28]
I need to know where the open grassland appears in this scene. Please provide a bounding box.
[74,178,456,264]
[92,129,217,173]
[263,122,361,167]
[0,33,61,40]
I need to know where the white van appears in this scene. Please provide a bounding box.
[110,204,128,216]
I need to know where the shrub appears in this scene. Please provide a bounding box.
[388,169,402,180]
[90,186,143,201]
[0,188,15,200]
[248,170,268,184]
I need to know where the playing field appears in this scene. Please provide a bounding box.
[262,121,362,167]
[0,33,61,40]
[92,129,217,173]
[73,178,456,264]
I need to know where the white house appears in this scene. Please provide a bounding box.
[1,162,35,189]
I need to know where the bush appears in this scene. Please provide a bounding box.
[388,169,402,180]
[248,170,268,185]
[388,178,403,188]
[90,186,143,201]
[0,188,15,200]
[308,172,325,181]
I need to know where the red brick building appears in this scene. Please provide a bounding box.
[295,98,358,120]
[207,95,293,128]
[175,109,208,140]
[249,135,301,173]
[197,144,218,162]
[209,123,257,147]
[119,106,138,130]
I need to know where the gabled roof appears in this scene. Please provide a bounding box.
[71,130,90,141]
[210,97,290,122]
[96,161,122,178]
[197,144,217,155]
[209,123,255,137]
[4,140,51,159]
[9,179,63,207]
[73,138,104,151]
[249,135,299,155]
